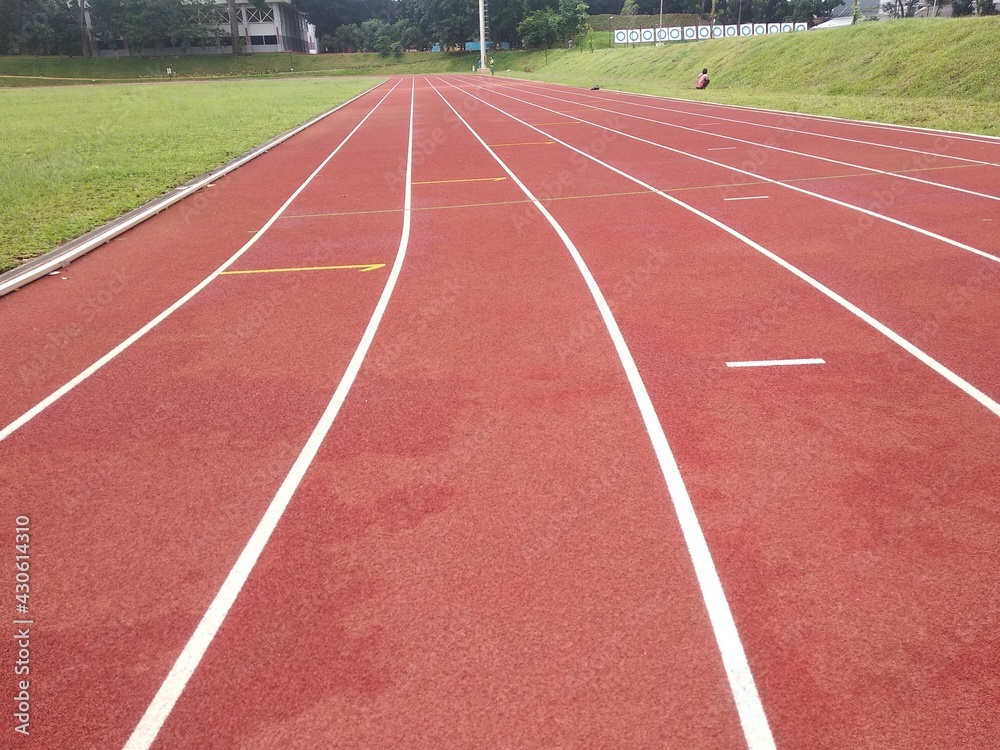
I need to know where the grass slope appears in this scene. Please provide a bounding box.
[497,17,1000,135]
[0,77,380,273]
[0,50,484,82]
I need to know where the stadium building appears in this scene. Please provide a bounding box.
[89,0,317,56]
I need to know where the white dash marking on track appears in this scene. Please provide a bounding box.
[726,358,826,368]
[724,195,770,201]
[707,147,738,151]
[462,85,1000,418]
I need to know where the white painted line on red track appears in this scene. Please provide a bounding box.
[724,195,770,201]
[0,83,388,298]
[658,94,1000,147]
[708,147,738,151]
[493,78,1000,147]
[479,83,1000,265]
[0,82,402,445]
[726,358,825,368]
[509,80,1000,165]
[432,76,779,750]
[121,80,416,750]
[510,82,1000,201]
[496,81,1000,204]
[456,79,1000,421]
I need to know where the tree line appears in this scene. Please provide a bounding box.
[320,0,590,52]
[0,0,260,55]
[1,0,994,56]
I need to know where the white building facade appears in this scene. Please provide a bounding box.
[91,0,317,56]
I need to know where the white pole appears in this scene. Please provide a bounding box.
[478,0,487,71]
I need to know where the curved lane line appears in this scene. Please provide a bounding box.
[0,81,402,444]
[504,83,1000,203]
[473,81,1000,265]
[501,78,1000,157]
[121,79,416,750]
[0,81,391,298]
[430,76,779,750]
[451,78,1000,419]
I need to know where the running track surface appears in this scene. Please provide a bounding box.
[2,76,999,749]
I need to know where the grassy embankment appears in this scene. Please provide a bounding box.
[0,48,485,86]
[500,17,1000,136]
[1,17,997,272]
[0,78,380,272]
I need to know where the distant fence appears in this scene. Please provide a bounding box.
[613,23,808,44]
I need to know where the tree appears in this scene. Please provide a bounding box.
[557,0,589,43]
[136,0,184,55]
[2,0,55,53]
[517,8,559,48]
[223,0,239,53]
[620,0,639,13]
[50,0,83,54]
[487,0,526,48]
[426,0,478,47]
[880,0,919,16]
[951,0,974,14]
[751,0,788,22]
[392,18,426,49]
[326,21,361,50]
[89,0,128,55]
[357,17,384,49]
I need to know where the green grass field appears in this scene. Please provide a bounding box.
[0,77,381,273]
[1,17,997,274]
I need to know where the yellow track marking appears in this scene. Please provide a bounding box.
[275,163,987,220]
[488,141,555,147]
[412,177,507,185]
[221,263,386,276]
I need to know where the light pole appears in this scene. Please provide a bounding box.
[478,0,486,71]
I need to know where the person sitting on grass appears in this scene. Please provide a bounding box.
[696,68,710,89]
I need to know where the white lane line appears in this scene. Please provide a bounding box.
[0,83,388,298]
[456,79,1000,421]
[477,84,1000,265]
[500,81,1000,203]
[432,76,779,750]
[507,79,1000,167]
[658,95,1000,147]
[724,195,769,202]
[0,82,402,444]
[121,80,416,750]
[726,358,825,368]
[708,147,738,151]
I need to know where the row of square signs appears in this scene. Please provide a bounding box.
[613,24,809,43]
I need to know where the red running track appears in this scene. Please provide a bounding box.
[1,76,998,749]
